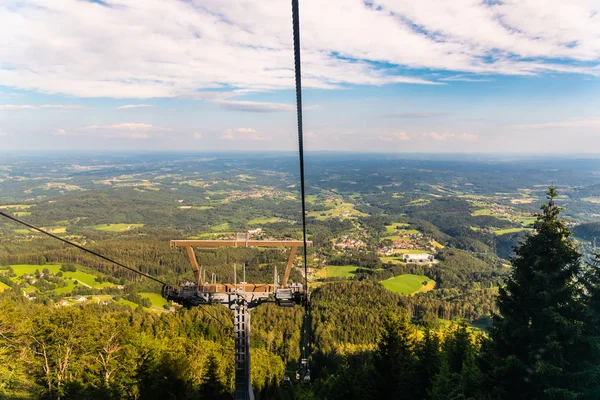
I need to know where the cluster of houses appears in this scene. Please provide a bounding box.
[334,236,366,250]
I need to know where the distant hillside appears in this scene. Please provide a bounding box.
[573,222,600,241]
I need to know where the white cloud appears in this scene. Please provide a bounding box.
[517,119,600,129]
[55,128,66,136]
[379,131,478,142]
[439,75,493,83]
[41,104,86,109]
[192,132,203,139]
[379,132,412,141]
[83,123,171,139]
[217,100,297,112]
[0,131,8,136]
[384,112,449,118]
[1,0,597,99]
[423,132,478,142]
[85,123,170,131]
[117,104,155,110]
[222,127,265,141]
[0,104,85,110]
[0,105,36,111]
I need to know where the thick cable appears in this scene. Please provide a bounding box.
[0,210,166,286]
[292,0,308,306]
[292,0,313,364]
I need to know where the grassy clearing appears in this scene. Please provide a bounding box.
[384,222,410,233]
[511,198,536,204]
[379,257,405,265]
[14,228,35,234]
[515,216,536,226]
[13,211,31,217]
[11,264,62,276]
[0,204,33,210]
[90,295,113,302]
[247,217,279,225]
[91,223,144,232]
[62,271,114,288]
[116,298,140,309]
[431,240,444,249]
[307,202,368,221]
[210,222,230,231]
[54,280,77,294]
[407,199,430,206]
[140,292,168,308]
[495,227,533,236]
[472,208,493,216]
[316,266,359,279]
[189,232,234,239]
[178,205,213,210]
[380,274,435,295]
[0,281,11,292]
[582,197,600,204]
[391,249,432,255]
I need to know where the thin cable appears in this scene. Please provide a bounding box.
[0,210,166,286]
[292,0,308,305]
[199,306,233,330]
[0,211,234,331]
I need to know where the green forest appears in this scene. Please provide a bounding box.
[2,188,600,399]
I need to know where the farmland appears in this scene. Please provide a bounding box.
[140,292,169,308]
[90,223,144,232]
[316,265,359,279]
[380,274,436,295]
[495,227,533,236]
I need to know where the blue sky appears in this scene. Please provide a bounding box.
[1,0,599,153]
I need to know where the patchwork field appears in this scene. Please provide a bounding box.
[385,222,410,233]
[178,205,213,210]
[0,204,33,210]
[495,227,533,236]
[91,223,144,232]
[7,264,115,294]
[390,249,432,255]
[116,298,140,309]
[380,274,435,295]
[11,264,63,276]
[247,217,279,225]
[0,281,10,292]
[140,292,169,308]
[316,265,359,279]
[379,256,405,265]
[307,201,368,221]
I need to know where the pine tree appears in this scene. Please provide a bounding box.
[199,354,228,400]
[373,311,417,399]
[429,321,482,400]
[487,187,588,399]
[414,329,441,399]
[579,254,600,398]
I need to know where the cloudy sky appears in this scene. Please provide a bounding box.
[0,0,599,153]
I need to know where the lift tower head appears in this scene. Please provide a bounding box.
[164,233,312,400]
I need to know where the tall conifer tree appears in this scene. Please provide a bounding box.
[487,187,587,399]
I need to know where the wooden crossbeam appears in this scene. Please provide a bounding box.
[172,238,311,288]
[281,246,297,287]
[171,240,311,248]
[185,246,202,285]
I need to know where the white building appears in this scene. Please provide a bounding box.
[403,253,434,264]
